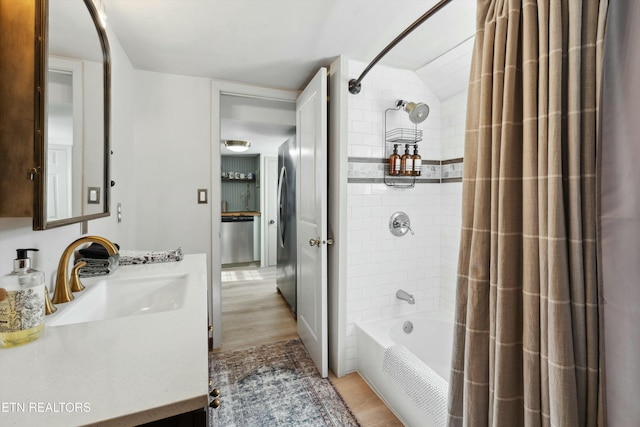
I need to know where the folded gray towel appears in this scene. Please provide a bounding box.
[77,254,120,277]
[118,248,183,265]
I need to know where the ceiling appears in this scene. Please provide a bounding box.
[220,119,295,157]
[103,0,476,92]
[100,0,476,153]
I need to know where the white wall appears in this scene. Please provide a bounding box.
[132,69,213,339]
[108,23,139,251]
[133,71,212,256]
[0,24,136,293]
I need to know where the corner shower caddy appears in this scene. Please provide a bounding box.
[384,106,423,188]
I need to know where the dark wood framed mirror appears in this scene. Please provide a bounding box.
[33,0,111,229]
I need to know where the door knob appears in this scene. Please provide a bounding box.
[269,219,275,224]
[309,238,321,247]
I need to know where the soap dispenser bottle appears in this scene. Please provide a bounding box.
[389,144,401,176]
[400,144,412,176]
[411,145,422,176]
[0,249,46,348]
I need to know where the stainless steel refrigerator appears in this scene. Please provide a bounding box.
[277,137,297,313]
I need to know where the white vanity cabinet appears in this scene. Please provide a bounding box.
[0,254,209,426]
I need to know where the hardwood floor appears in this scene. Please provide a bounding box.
[214,264,402,426]
[330,372,404,427]
[213,264,298,353]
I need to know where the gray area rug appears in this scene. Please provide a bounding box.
[209,339,360,426]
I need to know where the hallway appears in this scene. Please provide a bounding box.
[214,264,402,426]
[214,265,297,353]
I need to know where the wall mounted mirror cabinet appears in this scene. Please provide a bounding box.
[36,0,111,229]
[0,0,111,229]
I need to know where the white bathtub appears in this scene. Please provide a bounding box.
[356,309,454,427]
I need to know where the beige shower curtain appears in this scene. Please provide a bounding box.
[448,1,608,425]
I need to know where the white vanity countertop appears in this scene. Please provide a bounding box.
[0,253,209,426]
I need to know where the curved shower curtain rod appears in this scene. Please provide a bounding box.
[348,0,454,95]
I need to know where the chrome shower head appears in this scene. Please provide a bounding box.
[396,100,430,124]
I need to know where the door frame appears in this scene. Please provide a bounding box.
[327,56,349,377]
[263,155,279,267]
[210,81,297,348]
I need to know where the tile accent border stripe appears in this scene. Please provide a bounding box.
[348,178,442,184]
[441,157,464,165]
[441,157,464,182]
[347,157,463,184]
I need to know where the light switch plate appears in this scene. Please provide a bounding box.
[87,187,101,204]
[198,189,208,204]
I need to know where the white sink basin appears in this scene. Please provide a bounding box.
[48,274,188,327]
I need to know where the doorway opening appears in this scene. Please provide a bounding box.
[212,68,330,377]
[214,90,297,352]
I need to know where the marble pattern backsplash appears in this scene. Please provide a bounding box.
[441,158,464,182]
[347,157,463,183]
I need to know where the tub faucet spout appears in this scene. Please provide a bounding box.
[396,289,415,305]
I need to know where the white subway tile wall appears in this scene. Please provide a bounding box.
[344,59,469,373]
[439,93,466,313]
[441,90,468,160]
[345,60,439,373]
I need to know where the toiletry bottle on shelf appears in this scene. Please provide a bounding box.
[411,145,422,176]
[0,249,46,348]
[389,144,401,176]
[400,144,412,176]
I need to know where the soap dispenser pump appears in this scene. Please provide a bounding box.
[0,248,46,348]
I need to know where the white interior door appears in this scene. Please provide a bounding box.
[47,145,72,220]
[296,68,328,377]
[265,156,278,267]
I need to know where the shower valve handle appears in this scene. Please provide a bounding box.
[389,211,414,237]
[395,220,415,235]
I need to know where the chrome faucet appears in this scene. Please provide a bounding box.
[396,289,415,305]
[51,236,119,304]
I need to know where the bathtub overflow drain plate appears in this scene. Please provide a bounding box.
[403,321,414,334]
